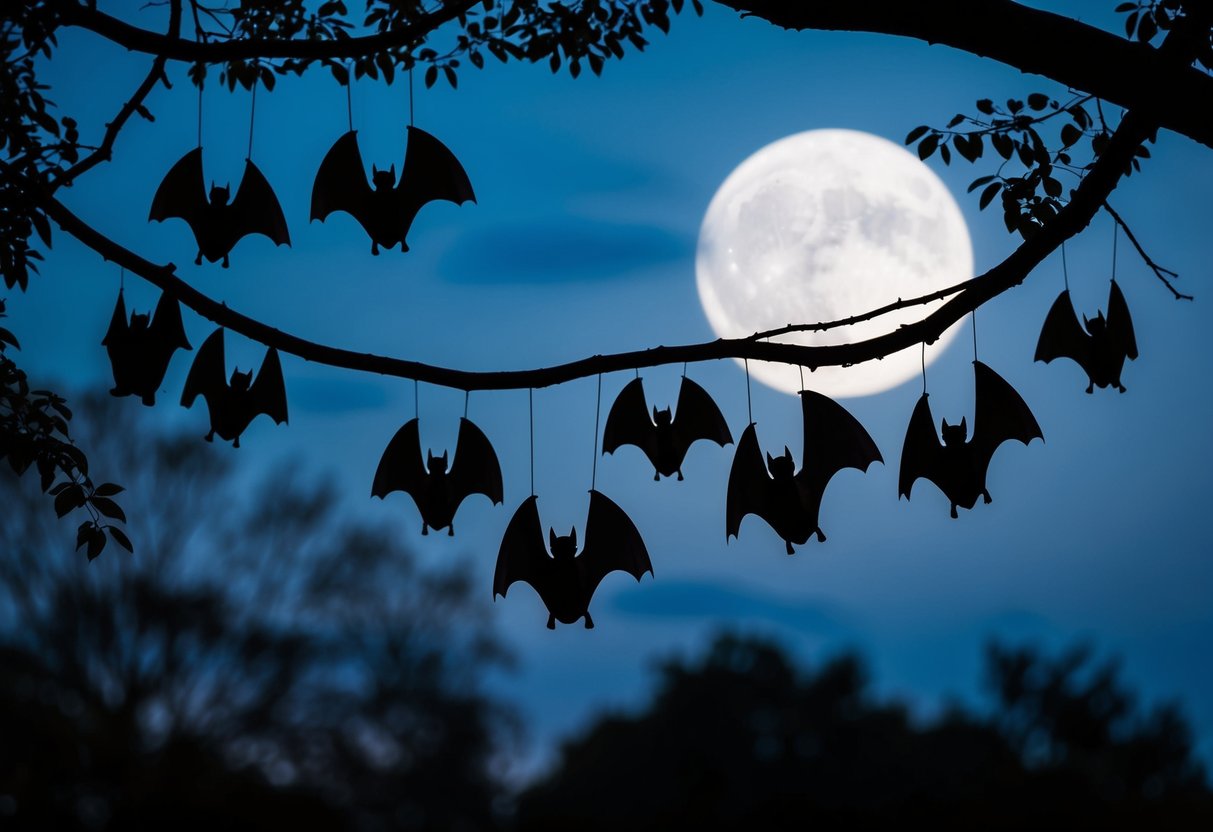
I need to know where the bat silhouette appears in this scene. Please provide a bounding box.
[602,376,733,481]
[310,127,475,255]
[180,329,288,447]
[371,417,503,537]
[102,288,192,406]
[727,390,883,554]
[493,491,653,629]
[1035,280,1138,394]
[899,361,1043,518]
[149,147,290,267]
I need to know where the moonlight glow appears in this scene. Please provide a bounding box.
[696,129,973,397]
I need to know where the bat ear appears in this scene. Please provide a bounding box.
[783,445,792,459]
[427,449,434,464]
[390,163,396,179]
[652,405,659,421]
[765,451,774,468]
[942,417,950,431]
[570,527,577,550]
[960,417,967,434]
[441,451,448,465]
[1083,313,1089,327]
[372,163,378,176]
[549,527,557,550]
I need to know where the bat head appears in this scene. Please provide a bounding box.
[229,368,253,392]
[549,527,578,560]
[1083,310,1107,336]
[129,312,150,333]
[941,417,968,447]
[426,449,449,475]
[652,406,673,427]
[208,181,231,206]
[765,447,796,480]
[370,163,397,191]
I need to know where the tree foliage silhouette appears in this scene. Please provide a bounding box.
[515,633,1213,831]
[0,394,514,830]
[0,0,1205,549]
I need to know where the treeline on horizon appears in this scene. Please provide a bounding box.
[1,394,1210,831]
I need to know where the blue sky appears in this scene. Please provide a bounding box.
[15,1,1213,775]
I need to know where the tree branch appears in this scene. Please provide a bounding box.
[56,0,484,63]
[715,0,1213,150]
[1102,201,1193,301]
[52,2,182,190]
[34,106,1152,392]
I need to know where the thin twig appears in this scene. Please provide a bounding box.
[1102,201,1192,300]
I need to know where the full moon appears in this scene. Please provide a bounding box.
[696,129,973,398]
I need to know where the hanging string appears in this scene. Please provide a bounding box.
[971,310,979,363]
[1111,219,1119,282]
[921,341,927,396]
[591,374,602,491]
[197,83,203,148]
[682,361,688,377]
[345,68,354,133]
[635,367,640,380]
[528,388,535,497]
[408,65,415,127]
[798,365,805,393]
[119,267,125,291]
[246,78,258,159]
[1061,241,1070,292]
[744,359,753,424]
[413,379,419,420]
[463,390,469,419]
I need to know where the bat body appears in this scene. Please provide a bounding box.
[602,376,732,480]
[1035,280,1138,393]
[371,417,503,536]
[494,491,652,629]
[310,127,475,255]
[102,288,191,406]
[899,361,1043,518]
[149,147,290,268]
[727,390,882,554]
[180,329,288,446]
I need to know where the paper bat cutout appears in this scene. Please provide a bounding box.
[149,147,290,267]
[180,329,288,447]
[371,417,503,536]
[899,361,1043,518]
[727,390,882,554]
[493,490,653,629]
[1035,280,1138,394]
[310,127,476,255]
[602,376,733,481]
[102,288,192,406]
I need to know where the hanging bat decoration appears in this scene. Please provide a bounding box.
[727,390,882,555]
[1035,280,1138,394]
[602,376,733,481]
[180,329,288,447]
[310,127,476,255]
[102,288,192,406]
[371,417,504,536]
[149,147,290,267]
[494,491,653,629]
[899,361,1043,518]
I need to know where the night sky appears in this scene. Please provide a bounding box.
[15,0,1213,776]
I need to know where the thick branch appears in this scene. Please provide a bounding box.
[56,0,483,63]
[52,3,182,190]
[35,107,1151,392]
[716,0,1213,149]
[1102,202,1192,301]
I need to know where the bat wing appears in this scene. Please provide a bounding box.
[148,147,206,231]
[148,291,192,354]
[101,288,128,347]
[578,489,653,601]
[310,130,373,227]
[796,389,883,507]
[1034,289,1091,370]
[1107,280,1139,362]
[898,393,944,500]
[672,376,733,455]
[725,422,776,539]
[449,417,505,507]
[371,418,427,501]
[180,328,227,411]
[971,361,1043,484]
[398,125,477,219]
[601,377,658,467]
[249,348,289,426]
[493,495,554,603]
[230,159,291,248]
